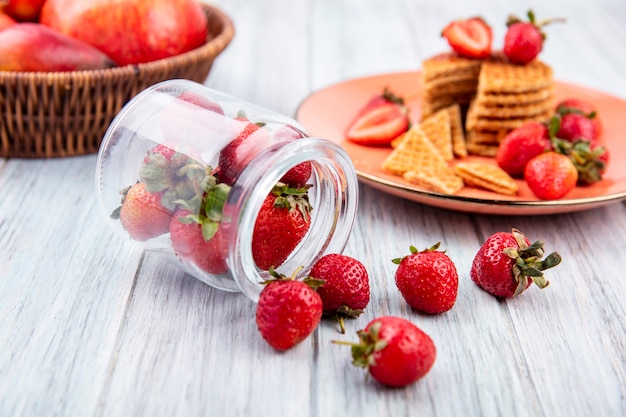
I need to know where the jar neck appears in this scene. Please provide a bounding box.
[223,137,359,301]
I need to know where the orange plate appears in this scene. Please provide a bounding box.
[295,71,626,215]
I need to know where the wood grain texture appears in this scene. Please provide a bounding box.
[1,1,625,417]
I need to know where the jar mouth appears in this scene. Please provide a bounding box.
[224,138,359,302]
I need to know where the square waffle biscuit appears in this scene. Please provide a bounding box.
[477,55,554,94]
[454,162,518,195]
[404,167,464,195]
[445,103,467,158]
[419,108,454,161]
[382,126,447,176]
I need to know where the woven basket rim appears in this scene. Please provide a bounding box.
[0,3,235,83]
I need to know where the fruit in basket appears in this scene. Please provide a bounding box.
[0,12,17,30]
[556,98,603,138]
[255,268,323,351]
[525,151,578,200]
[40,0,208,66]
[345,88,410,146]
[496,121,551,177]
[503,10,564,65]
[333,316,436,387]
[441,16,492,59]
[252,184,313,271]
[114,182,173,241]
[1,0,45,22]
[0,23,115,71]
[471,228,561,298]
[393,243,458,314]
[309,254,370,333]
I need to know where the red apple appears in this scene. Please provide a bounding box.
[0,12,17,31]
[0,23,116,71]
[2,0,46,22]
[40,0,208,67]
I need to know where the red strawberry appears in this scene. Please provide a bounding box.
[496,121,551,177]
[252,184,313,270]
[471,228,561,298]
[503,10,564,65]
[524,151,578,200]
[334,316,436,387]
[441,17,492,59]
[554,112,598,143]
[217,120,268,185]
[345,88,409,146]
[176,91,225,115]
[393,243,458,314]
[169,210,229,274]
[556,98,603,138]
[115,182,173,241]
[309,254,370,333]
[255,268,323,350]
[161,91,226,143]
[274,125,313,187]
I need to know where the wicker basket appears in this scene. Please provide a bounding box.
[0,3,234,158]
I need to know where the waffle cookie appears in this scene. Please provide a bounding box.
[445,103,467,158]
[382,126,447,176]
[464,55,554,154]
[404,166,464,195]
[419,108,454,161]
[453,162,518,195]
[421,52,482,119]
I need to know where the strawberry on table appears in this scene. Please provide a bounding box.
[496,121,551,177]
[524,151,578,200]
[309,254,370,333]
[252,183,313,271]
[114,182,173,241]
[393,243,458,314]
[255,268,324,351]
[334,316,436,387]
[503,10,564,65]
[471,228,561,298]
[441,16,492,59]
[344,88,410,146]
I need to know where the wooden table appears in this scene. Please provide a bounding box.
[2,1,625,416]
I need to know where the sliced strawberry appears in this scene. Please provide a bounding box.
[345,89,409,146]
[441,17,492,59]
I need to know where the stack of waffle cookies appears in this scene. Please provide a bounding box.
[465,54,554,156]
[421,52,482,119]
[421,52,554,157]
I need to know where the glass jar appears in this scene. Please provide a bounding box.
[95,79,358,301]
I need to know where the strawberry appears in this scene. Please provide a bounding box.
[441,17,492,59]
[553,110,598,143]
[392,243,458,314]
[552,138,609,185]
[309,254,370,333]
[556,98,603,138]
[168,173,231,274]
[139,144,209,212]
[496,121,551,177]
[217,120,268,185]
[503,10,564,65]
[471,228,561,298]
[255,268,323,351]
[333,316,436,387]
[524,151,578,200]
[274,125,313,187]
[344,88,409,146]
[114,182,173,241]
[252,184,313,270]
[176,91,225,115]
[169,209,229,274]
